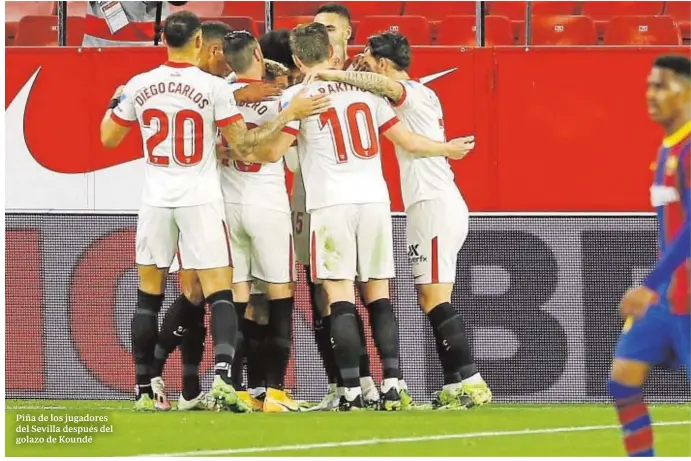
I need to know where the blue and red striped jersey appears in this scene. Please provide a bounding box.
[643,121,691,314]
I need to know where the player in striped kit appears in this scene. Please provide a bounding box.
[608,54,690,457]
[306,31,492,409]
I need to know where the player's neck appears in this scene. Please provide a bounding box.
[236,67,263,83]
[166,49,198,67]
[663,116,691,138]
[388,69,409,80]
[308,61,332,73]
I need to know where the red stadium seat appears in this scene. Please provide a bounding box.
[274,16,313,31]
[582,1,665,36]
[355,15,430,45]
[223,1,306,20]
[531,15,597,45]
[306,2,403,20]
[5,1,56,21]
[604,15,681,45]
[665,1,691,40]
[489,1,580,20]
[14,16,85,46]
[66,2,88,17]
[171,1,224,17]
[201,16,258,36]
[436,15,514,46]
[403,1,475,21]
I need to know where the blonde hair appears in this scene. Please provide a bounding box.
[264,59,289,81]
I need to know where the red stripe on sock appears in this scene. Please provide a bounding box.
[618,402,647,425]
[624,426,653,455]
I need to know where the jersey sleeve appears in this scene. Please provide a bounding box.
[110,78,138,127]
[213,78,244,127]
[390,80,414,110]
[279,85,302,136]
[375,96,399,134]
[642,220,690,292]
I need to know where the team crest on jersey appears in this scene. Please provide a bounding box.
[665,156,679,176]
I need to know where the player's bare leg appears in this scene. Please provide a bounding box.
[132,265,167,411]
[418,283,490,409]
[197,266,251,413]
[361,279,401,411]
[324,279,366,411]
[151,269,205,411]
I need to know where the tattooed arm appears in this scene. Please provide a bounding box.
[219,92,328,162]
[312,70,404,104]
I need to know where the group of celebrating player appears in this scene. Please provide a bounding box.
[99,2,491,414]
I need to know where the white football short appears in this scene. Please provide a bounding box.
[225,203,294,284]
[309,203,395,282]
[406,198,469,285]
[136,201,232,270]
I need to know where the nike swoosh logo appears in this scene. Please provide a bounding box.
[419,68,458,85]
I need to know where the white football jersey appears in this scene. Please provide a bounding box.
[220,81,290,213]
[113,62,242,207]
[280,82,397,212]
[392,80,462,209]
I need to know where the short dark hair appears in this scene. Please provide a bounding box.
[223,30,258,74]
[290,23,331,67]
[315,3,351,24]
[654,54,691,79]
[201,21,232,44]
[163,11,201,48]
[259,29,296,70]
[367,32,411,71]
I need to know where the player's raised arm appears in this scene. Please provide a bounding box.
[100,84,136,148]
[309,69,404,104]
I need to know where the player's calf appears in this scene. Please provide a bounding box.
[131,281,164,403]
[608,359,654,457]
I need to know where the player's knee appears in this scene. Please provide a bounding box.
[324,280,355,304]
[609,358,649,387]
[137,266,167,295]
[417,284,453,313]
[196,267,233,296]
[266,282,293,300]
[361,279,389,305]
[233,281,251,304]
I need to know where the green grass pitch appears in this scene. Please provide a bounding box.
[5,400,690,457]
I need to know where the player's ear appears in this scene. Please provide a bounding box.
[292,54,305,72]
[345,25,352,42]
[328,44,334,60]
[194,30,202,49]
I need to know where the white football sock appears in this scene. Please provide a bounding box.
[360,376,376,392]
[344,386,362,401]
[399,379,409,392]
[327,383,337,393]
[337,386,345,397]
[442,382,462,393]
[380,377,399,394]
[462,373,484,385]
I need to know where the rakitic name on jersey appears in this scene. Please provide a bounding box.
[134,82,210,110]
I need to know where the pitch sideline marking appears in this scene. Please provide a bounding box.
[145,420,690,457]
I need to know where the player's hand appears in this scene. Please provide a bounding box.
[619,286,658,319]
[216,144,232,161]
[446,136,475,160]
[284,91,331,120]
[351,53,369,72]
[234,83,281,103]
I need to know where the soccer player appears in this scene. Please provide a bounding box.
[98,11,328,412]
[276,23,474,410]
[313,3,395,410]
[608,54,690,457]
[306,32,491,409]
[259,29,303,85]
[221,30,299,413]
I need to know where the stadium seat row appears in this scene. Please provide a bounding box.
[7,13,687,47]
[5,1,691,46]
